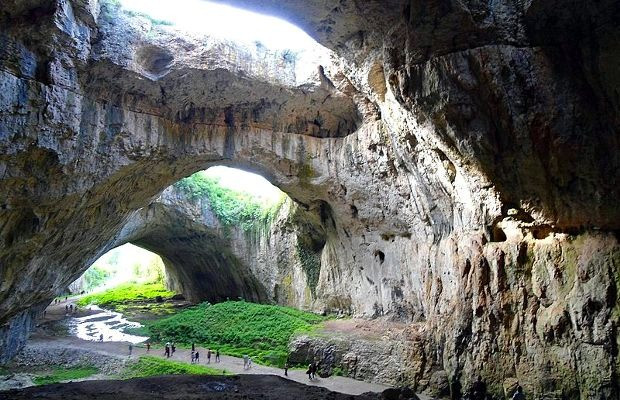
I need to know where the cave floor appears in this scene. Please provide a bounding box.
[0,374,385,400]
[1,297,418,398]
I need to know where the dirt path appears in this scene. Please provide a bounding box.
[33,299,401,397]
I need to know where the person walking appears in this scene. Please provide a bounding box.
[207,349,212,364]
[215,349,220,363]
[243,355,249,370]
[146,342,151,352]
[99,333,104,342]
[165,344,170,358]
[194,351,199,363]
[284,360,289,377]
[128,343,133,356]
[191,350,195,364]
[171,343,176,355]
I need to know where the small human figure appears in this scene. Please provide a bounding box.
[65,296,68,301]
[194,351,199,363]
[69,304,73,313]
[215,349,220,363]
[65,305,69,315]
[99,333,104,342]
[191,350,195,364]
[191,342,195,352]
[471,375,487,400]
[247,357,252,368]
[284,360,289,377]
[165,344,170,358]
[128,343,133,356]
[243,355,249,370]
[207,349,212,364]
[306,363,313,380]
[512,386,525,400]
[171,343,176,355]
[146,342,151,352]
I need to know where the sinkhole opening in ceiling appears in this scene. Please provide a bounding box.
[202,165,284,205]
[118,0,319,52]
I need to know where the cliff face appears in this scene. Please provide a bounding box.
[1,0,619,397]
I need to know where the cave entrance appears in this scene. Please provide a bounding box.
[118,0,317,51]
[95,165,302,305]
[70,243,167,294]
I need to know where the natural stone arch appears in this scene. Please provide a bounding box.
[113,192,269,304]
[2,0,620,396]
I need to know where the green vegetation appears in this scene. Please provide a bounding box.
[124,10,173,25]
[81,266,110,292]
[77,283,174,311]
[174,172,286,232]
[141,301,326,367]
[33,366,99,385]
[118,356,225,379]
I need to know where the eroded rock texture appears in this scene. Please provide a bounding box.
[1,0,619,397]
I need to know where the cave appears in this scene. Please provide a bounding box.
[1,0,620,398]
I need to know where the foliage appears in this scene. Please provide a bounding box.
[130,256,166,285]
[33,366,99,385]
[82,265,110,292]
[77,283,174,310]
[174,172,286,232]
[118,356,225,379]
[123,10,173,26]
[142,301,326,367]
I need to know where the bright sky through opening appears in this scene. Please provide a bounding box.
[204,166,284,204]
[120,0,318,51]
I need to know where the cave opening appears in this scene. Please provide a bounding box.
[70,243,167,295]
[71,165,311,306]
[112,0,331,84]
[119,0,316,51]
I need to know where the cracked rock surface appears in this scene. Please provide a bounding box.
[1,0,619,397]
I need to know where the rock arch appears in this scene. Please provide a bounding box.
[1,0,620,396]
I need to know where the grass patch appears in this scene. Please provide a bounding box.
[118,356,225,379]
[33,366,99,385]
[77,283,174,311]
[142,301,326,367]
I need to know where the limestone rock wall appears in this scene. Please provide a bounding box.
[0,0,619,397]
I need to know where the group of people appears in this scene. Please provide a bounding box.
[164,342,176,357]
[305,361,319,380]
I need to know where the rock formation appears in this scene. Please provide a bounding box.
[1,0,619,397]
